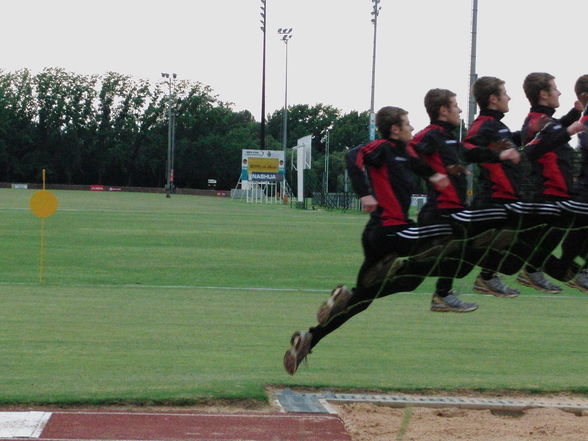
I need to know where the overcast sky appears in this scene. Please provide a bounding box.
[3,0,586,140]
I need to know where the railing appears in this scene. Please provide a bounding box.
[312,192,362,211]
[231,181,289,204]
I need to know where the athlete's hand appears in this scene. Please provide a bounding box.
[360,195,378,213]
[488,138,516,152]
[429,172,449,189]
[567,121,585,136]
[446,164,470,175]
[499,148,521,164]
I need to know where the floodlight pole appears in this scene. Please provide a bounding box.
[161,72,177,198]
[278,28,293,160]
[466,0,478,204]
[369,0,381,141]
[260,0,267,150]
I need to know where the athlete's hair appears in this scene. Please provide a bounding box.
[424,88,456,121]
[473,76,505,110]
[575,74,588,97]
[523,72,555,106]
[376,106,407,139]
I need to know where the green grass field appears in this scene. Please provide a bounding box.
[1,189,587,405]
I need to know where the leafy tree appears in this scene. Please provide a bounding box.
[0,69,37,181]
[329,110,370,152]
[0,68,375,191]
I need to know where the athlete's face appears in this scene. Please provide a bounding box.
[542,79,561,108]
[491,84,510,113]
[442,96,462,127]
[391,114,414,143]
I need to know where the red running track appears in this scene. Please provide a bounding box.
[3,410,351,441]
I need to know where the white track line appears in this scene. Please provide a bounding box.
[0,282,329,293]
[37,439,278,441]
[0,282,586,299]
[50,411,333,419]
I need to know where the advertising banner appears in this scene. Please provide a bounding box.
[241,150,285,182]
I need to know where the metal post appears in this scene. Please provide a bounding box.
[278,28,293,178]
[369,0,381,141]
[260,0,267,150]
[344,167,349,193]
[167,99,172,197]
[283,41,288,151]
[344,146,349,193]
[161,72,177,197]
[170,74,176,195]
[162,72,173,198]
[466,0,478,204]
[324,129,330,193]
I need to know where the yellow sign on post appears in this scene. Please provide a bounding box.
[29,170,58,282]
[30,190,58,218]
[248,157,279,173]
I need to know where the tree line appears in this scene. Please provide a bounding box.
[0,68,371,191]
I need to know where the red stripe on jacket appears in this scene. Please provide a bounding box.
[367,164,408,226]
[481,163,517,200]
[355,139,386,170]
[538,151,570,198]
[410,125,463,209]
[465,115,517,200]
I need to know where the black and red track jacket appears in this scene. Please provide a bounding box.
[463,109,521,203]
[523,105,581,201]
[572,107,588,201]
[355,138,436,227]
[408,120,501,210]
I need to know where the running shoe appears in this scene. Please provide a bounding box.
[566,270,588,294]
[473,274,519,298]
[317,285,353,326]
[516,269,562,294]
[430,291,479,312]
[283,331,312,376]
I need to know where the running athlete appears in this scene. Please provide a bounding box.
[514,72,585,292]
[546,74,588,291]
[409,88,520,312]
[463,76,523,297]
[283,106,451,375]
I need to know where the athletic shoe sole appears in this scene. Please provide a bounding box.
[430,304,479,313]
[283,331,312,376]
[516,276,561,294]
[565,280,588,294]
[472,283,519,298]
[316,285,352,326]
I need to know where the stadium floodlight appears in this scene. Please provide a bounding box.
[161,72,178,198]
[369,0,381,141]
[277,27,294,181]
[259,0,267,150]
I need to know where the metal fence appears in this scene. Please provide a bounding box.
[231,182,288,204]
[311,192,362,211]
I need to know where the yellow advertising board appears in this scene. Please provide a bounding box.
[248,157,279,173]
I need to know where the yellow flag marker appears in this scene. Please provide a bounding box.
[30,170,58,282]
